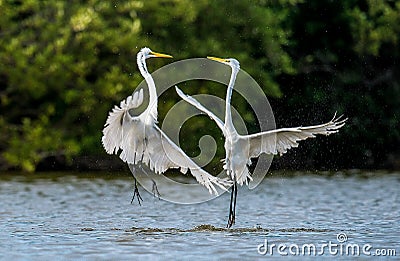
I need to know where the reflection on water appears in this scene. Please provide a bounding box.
[0,171,399,259]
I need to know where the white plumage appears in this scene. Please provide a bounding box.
[176,56,347,227]
[102,48,230,196]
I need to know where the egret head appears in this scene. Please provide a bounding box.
[139,47,173,60]
[137,47,172,76]
[207,56,240,71]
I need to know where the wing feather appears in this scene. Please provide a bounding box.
[175,86,225,132]
[245,113,347,157]
[142,125,231,194]
[102,89,144,154]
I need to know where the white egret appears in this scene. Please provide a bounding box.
[176,56,347,227]
[102,48,230,203]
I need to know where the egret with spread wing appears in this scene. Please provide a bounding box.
[102,48,230,204]
[176,56,347,227]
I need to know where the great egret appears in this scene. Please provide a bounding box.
[102,48,230,203]
[176,56,347,227]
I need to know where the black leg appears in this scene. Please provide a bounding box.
[227,171,238,228]
[227,183,234,228]
[131,177,143,205]
[232,181,238,225]
[137,164,161,199]
[151,179,161,199]
[227,183,237,228]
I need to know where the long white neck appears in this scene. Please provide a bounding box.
[138,56,158,122]
[224,66,239,133]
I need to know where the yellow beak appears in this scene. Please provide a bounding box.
[150,51,173,58]
[207,56,229,63]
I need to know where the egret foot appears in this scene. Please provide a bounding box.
[227,207,236,228]
[227,212,235,228]
[131,178,143,205]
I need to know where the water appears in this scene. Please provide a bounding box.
[1,171,399,260]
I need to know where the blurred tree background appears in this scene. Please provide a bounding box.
[0,0,399,172]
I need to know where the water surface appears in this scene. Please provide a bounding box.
[0,171,399,259]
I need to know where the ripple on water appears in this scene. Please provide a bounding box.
[0,172,399,259]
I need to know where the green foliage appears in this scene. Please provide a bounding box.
[275,0,400,168]
[348,0,400,56]
[0,0,399,171]
[0,0,295,171]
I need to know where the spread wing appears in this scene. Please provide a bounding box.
[102,89,144,154]
[142,124,231,195]
[245,113,347,157]
[175,86,225,132]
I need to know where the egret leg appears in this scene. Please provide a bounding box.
[151,179,161,199]
[227,184,234,228]
[227,171,238,228]
[131,177,143,205]
[227,183,237,228]
[227,169,237,228]
[232,181,238,225]
[138,164,161,199]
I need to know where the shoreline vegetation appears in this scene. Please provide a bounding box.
[0,167,397,177]
[2,154,397,173]
[1,1,399,172]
